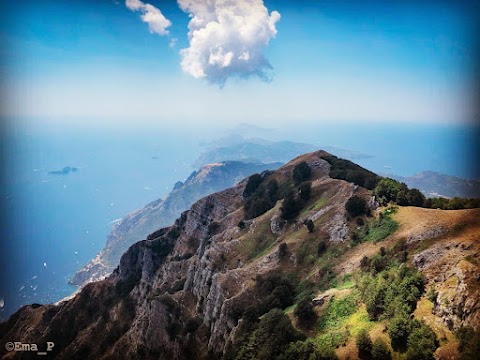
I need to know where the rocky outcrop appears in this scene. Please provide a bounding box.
[412,233,480,330]
[70,161,282,287]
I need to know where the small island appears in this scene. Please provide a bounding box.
[48,166,78,175]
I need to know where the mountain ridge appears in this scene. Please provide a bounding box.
[1,150,479,360]
[70,161,282,287]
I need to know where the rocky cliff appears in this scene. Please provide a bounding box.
[70,161,282,287]
[1,150,479,360]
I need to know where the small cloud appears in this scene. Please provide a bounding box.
[169,37,178,48]
[125,0,171,36]
[178,0,281,85]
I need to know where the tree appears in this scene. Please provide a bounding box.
[243,173,263,198]
[305,219,315,233]
[294,299,316,327]
[406,189,425,207]
[293,162,312,184]
[280,340,338,360]
[281,192,300,221]
[372,338,391,360]
[346,196,368,217]
[317,240,327,255]
[373,178,407,205]
[356,329,373,359]
[236,309,304,360]
[406,321,438,360]
[388,312,411,350]
[298,182,312,201]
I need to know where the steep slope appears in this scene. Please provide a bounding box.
[1,151,479,360]
[70,161,282,287]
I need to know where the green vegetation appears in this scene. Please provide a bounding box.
[317,293,359,333]
[455,326,480,360]
[405,320,438,360]
[373,177,445,207]
[255,272,296,314]
[279,340,338,360]
[281,191,302,221]
[293,161,312,184]
[304,219,315,232]
[424,196,480,210]
[355,245,438,359]
[371,338,391,360]
[345,195,368,217]
[356,329,373,359]
[294,299,317,328]
[352,209,399,245]
[243,175,280,219]
[234,309,305,360]
[320,154,379,190]
[281,182,313,221]
[237,220,277,261]
[298,181,312,201]
[373,177,480,209]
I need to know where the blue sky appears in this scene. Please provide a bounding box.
[1,0,478,128]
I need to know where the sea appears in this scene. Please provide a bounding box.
[0,121,477,321]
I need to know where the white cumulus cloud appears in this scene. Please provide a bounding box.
[178,0,281,85]
[126,0,172,36]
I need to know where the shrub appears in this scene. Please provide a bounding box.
[406,321,438,360]
[243,174,263,198]
[346,196,368,217]
[356,329,373,360]
[305,219,315,232]
[235,309,304,360]
[388,312,411,350]
[293,161,312,184]
[294,299,316,327]
[373,178,407,205]
[298,182,312,201]
[280,340,338,360]
[457,328,480,360]
[372,338,391,360]
[320,154,379,190]
[256,273,296,313]
[281,192,301,221]
[244,177,280,220]
[317,240,327,255]
[279,242,288,258]
[407,189,426,207]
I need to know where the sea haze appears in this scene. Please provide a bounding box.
[0,121,477,321]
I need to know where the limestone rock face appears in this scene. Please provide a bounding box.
[70,161,282,287]
[413,236,480,330]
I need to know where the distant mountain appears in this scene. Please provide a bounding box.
[194,139,372,168]
[390,171,480,198]
[70,161,282,287]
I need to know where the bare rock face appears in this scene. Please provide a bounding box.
[407,225,449,244]
[70,161,282,287]
[413,237,480,330]
[270,212,286,235]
